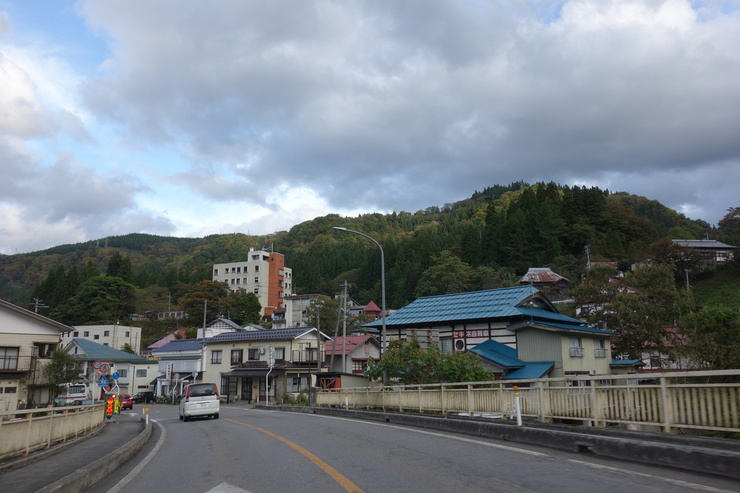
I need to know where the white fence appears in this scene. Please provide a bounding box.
[316,370,740,433]
[0,404,105,460]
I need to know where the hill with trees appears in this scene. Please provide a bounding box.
[1,182,738,350]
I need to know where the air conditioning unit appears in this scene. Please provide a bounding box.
[259,347,266,354]
[589,370,596,375]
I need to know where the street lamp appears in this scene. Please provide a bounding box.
[332,227,387,381]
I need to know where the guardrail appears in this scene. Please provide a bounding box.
[0,404,105,460]
[316,369,740,433]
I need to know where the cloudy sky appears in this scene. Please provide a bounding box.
[1,1,739,254]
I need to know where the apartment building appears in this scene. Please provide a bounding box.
[212,248,293,319]
[61,325,142,355]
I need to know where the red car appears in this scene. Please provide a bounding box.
[119,394,133,410]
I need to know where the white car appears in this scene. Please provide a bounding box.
[179,382,220,421]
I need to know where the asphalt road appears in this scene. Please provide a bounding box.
[94,404,740,493]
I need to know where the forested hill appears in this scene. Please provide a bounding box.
[0,182,735,313]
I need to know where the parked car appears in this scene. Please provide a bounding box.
[119,394,133,410]
[132,391,155,403]
[179,382,220,422]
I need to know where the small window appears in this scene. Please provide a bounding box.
[274,347,285,361]
[212,350,223,364]
[248,348,260,360]
[104,330,110,337]
[73,331,79,337]
[84,331,90,337]
[254,277,259,283]
[125,331,130,337]
[94,335,100,340]
[231,349,243,365]
[119,369,128,377]
[136,369,147,377]
[4,387,16,394]
[214,268,219,276]
[255,265,260,272]
[569,337,583,357]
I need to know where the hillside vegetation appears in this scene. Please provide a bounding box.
[1,182,738,330]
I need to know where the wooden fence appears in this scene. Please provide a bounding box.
[0,404,105,460]
[316,369,740,433]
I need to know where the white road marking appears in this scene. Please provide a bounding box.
[205,482,253,493]
[106,419,166,493]
[259,410,738,493]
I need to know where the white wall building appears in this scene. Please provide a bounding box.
[61,325,142,355]
[212,248,293,320]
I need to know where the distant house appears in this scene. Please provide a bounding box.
[64,338,156,397]
[150,339,206,398]
[325,335,381,374]
[672,239,736,269]
[0,299,69,410]
[145,328,188,355]
[518,268,569,297]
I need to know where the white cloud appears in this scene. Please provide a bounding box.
[0,0,738,253]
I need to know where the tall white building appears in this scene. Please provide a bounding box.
[212,248,293,320]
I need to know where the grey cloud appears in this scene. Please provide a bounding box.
[75,0,740,225]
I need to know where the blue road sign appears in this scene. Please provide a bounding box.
[98,375,109,387]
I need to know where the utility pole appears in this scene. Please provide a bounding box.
[30,298,48,313]
[341,280,350,373]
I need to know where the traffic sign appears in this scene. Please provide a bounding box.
[92,361,102,370]
[98,375,109,387]
[112,372,120,380]
[99,363,110,374]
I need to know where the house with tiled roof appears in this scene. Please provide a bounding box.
[150,339,207,398]
[0,298,70,410]
[518,267,569,297]
[364,286,620,379]
[202,327,332,404]
[672,238,736,269]
[64,338,156,397]
[325,335,381,374]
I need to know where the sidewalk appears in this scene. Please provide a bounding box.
[0,410,150,493]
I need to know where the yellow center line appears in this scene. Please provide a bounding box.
[225,418,365,493]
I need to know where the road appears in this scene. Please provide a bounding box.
[94,404,739,493]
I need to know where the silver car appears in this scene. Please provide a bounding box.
[179,382,220,421]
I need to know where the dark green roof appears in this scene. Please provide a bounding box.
[67,338,147,362]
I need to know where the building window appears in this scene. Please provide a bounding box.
[594,339,607,358]
[119,369,128,378]
[4,387,17,394]
[212,350,222,364]
[286,375,310,393]
[104,330,110,337]
[243,278,248,284]
[214,268,219,276]
[136,369,147,377]
[73,331,79,337]
[254,277,259,283]
[94,335,100,340]
[254,265,260,272]
[248,348,260,360]
[274,347,285,361]
[0,347,19,370]
[231,350,243,365]
[84,331,90,337]
[352,360,367,373]
[569,337,583,357]
[125,331,130,337]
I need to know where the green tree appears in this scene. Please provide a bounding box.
[366,339,493,384]
[51,276,137,325]
[679,305,740,370]
[178,280,233,323]
[43,350,81,400]
[415,251,475,297]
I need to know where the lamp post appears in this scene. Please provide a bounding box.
[332,227,387,382]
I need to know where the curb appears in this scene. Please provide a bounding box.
[36,420,152,493]
[263,405,740,480]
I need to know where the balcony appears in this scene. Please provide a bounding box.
[569,347,584,358]
[0,356,35,373]
[594,348,607,358]
[290,350,325,364]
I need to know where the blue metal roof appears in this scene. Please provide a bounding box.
[468,339,523,369]
[69,338,147,361]
[364,286,585,328]
[510,320,617,336]
[151,339,205,353]
[207,327,327,344]
[501,362,554,380]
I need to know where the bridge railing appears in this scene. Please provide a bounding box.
[316,369,740,433]
[0,404,105,460]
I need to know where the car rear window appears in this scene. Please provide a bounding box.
[189,384,217,397]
